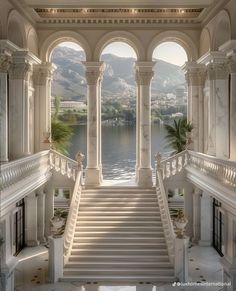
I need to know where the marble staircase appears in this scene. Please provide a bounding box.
[62,186,175,283]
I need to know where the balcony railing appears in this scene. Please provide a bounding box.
[49,150,78,181]
[0,151,49,191]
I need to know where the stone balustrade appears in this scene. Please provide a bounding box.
[188,150,236,190]
[159,150,188,180]
[155,155,175,265]
[0,151,49,191]
[63,170,83,264]
[49,150,78,181]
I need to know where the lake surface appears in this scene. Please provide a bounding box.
[68,124,171,180]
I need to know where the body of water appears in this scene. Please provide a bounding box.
[68,124,171,180]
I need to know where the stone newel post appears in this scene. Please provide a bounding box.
[83,62,105,186]
[135,62,155,187]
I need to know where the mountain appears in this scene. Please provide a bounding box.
[51,46,186,102]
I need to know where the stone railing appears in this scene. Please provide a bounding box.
[49,150,78,181]
[188,151,236,190]
[155,154,175,265]
[63,152,85,264]
[0,151,49,191]
[160,150,188,180]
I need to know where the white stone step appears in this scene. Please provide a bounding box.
[80,202,158,207]
[74,226,164,232]
[65,261,172,268]
[71,242,166,249]
[73,237,166,244]
[79,206,160,212]
[61,274,176,282]
[63,268,174,276]
[76,216,161,221]
[73,232,163,238]
[70,249,168,256]
[78,211,160,216]
[76,221,163,226]
[68,254,170,262]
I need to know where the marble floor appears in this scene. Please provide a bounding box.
[15,244,225,291]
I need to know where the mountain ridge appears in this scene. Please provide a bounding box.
[51,46,186,102]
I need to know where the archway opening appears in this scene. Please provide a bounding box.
[50,41,87,160]
[151,41,188,170]
[100,41,137,180]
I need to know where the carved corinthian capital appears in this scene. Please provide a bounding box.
[83,62,105,86]
[0,54,11,73]
[135,70,154,86]
[9,62,32,80]
[207,62,229,80]
[33,63,55,86]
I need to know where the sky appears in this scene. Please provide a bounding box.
[59,41,187,66]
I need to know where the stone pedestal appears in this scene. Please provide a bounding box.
[83,62,104,186]
[135,62,155,187]
[174,237,189,282]
[48,236,63,283]
[33,62,55,152]
[37,189,46,243]
[25,192,39,246]
[199,191,212,246]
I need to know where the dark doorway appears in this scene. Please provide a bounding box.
[14,199,25,256]
[212,198,224,256]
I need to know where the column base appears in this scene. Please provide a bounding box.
[85,168,102,186]
[137,168,153,188]
[26,240,40,247]
[198,240,211,246]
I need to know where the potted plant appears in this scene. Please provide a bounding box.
[174,209,188,238]
[50,209,67,237]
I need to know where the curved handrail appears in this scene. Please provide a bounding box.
[63,170,83,264]
[156,169,175,265]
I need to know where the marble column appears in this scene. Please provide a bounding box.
[183,62,206,152]
[37,188,46,243]
[198,52,229,158]
[33,62,55,152]
[183,183,193,238]
[135,62,155,187]
[25,192,39,246]
[83,62,104,186]
[0,53,11,163]
[135,76,141,181]
[45,180,54,237]
[229,60,236,161]
[199,191,212,246]
[8,51,40,160]
[192,187,202,243]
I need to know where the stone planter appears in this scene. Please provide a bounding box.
[50,216,65,238]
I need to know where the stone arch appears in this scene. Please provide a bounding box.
[212,10,231,50]
[7,9,26,48]
[199,28,211,57]
[27,28,39,56]
[147,30,198,61]
[40,30,92,61]
[93,31,145,61]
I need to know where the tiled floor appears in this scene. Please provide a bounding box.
[15,244,224,291]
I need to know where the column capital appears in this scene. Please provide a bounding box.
[9,50,40,80]
[33,62,56,86]
[135,61,155,86]
[0,54,11,73]
[183,61,206,86]
[228,58,236,74]
[83,61,105,85]
[207,62,229,80]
